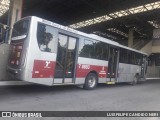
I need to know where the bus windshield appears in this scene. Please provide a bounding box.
[12,19,30,39]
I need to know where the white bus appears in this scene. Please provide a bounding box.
[7,16,147,89]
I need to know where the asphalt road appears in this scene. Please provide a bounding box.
[0,79,160,120]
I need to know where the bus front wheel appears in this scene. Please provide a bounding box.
[83,73,98,90]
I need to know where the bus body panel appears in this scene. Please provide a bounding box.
[118,63,140,82]
[26,17,58,85]
[76,57,108,84]
[7,17,31,81]
[7,16,148,86]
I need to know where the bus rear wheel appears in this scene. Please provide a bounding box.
[132,75,139,85]
[83,73,98,90]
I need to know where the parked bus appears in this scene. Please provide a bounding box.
[7,16,147,89]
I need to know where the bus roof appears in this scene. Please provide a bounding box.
[21,16,147,55]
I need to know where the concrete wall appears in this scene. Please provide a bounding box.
[140,40,160,78]
[0,43,9,81]
[147,66,160,78]
[128,29,134,47]
[0,0,23,82]
[152,46,160,53]
[150,40,160,78]
[0,0,23,84]
[140,41,152,55]
[8,0,23,42]
[152,39,160,53]
[10,0,23,27]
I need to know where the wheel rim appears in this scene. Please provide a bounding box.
[88,76,96,88]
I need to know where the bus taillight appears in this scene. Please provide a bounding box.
[9,43,24,67]
[17,52,21,58]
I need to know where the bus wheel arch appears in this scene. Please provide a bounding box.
[83,71,98,90]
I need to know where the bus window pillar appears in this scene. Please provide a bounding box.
[7,0,23,43]
[128,28,134,48]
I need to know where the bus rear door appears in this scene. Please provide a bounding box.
[107,47,119,83]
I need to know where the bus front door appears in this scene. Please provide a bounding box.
[54,34,77,84]
[107,47,119,81]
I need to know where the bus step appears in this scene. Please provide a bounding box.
[106,82,115,84]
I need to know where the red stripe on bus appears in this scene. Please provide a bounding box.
[32,60,55,78]
[76,64,108,78]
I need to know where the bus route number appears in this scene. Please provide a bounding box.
[79,64,90,69]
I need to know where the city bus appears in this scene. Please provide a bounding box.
[7,16,148,89]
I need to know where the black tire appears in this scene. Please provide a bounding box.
[131,75,139,85]
[83,73,98,90]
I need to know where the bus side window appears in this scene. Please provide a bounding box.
[79,39,95,58]
[37,23,55,53]
[95,41,109,60]
[119,48,128,64]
